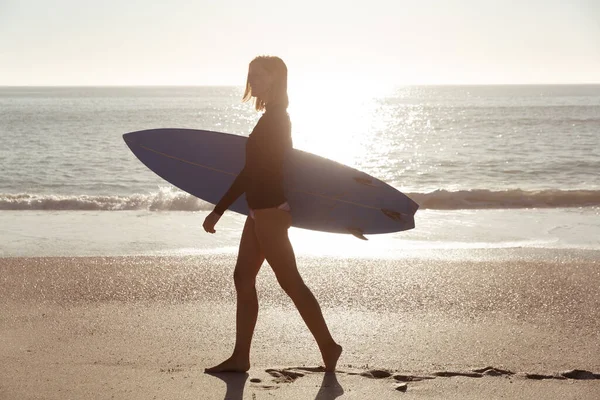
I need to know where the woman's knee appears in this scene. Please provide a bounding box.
[233,267,257,293]
[276,273,306,297]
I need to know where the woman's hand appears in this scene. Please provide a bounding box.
[203,211,221,234]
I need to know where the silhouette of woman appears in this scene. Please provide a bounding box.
[203,56,342,373]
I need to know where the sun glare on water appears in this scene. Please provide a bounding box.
[287,80,393,168]
[281,79,405,253]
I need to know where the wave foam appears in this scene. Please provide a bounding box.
[1,189,599,211]
[0,188,211,211]
[408,189,600,209]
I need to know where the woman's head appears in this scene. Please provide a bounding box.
[243,56,288,111]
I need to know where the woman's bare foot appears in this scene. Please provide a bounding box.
[204,355,250,373]
[322,343,343,372]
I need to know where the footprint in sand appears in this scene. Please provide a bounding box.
[359,369,392,379]
[393,374,436,382]
[259,365,600,396]
[293,366,326,373]
[265,368,305,384]
[561,369,600,380]
[434,371,484,378]
[524,373,564,380]
[472,366,514,377]
[256,385,278,390]
[249,377,279,391]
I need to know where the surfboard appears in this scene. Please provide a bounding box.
[123,128,419,239]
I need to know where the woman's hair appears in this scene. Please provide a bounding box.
[243,55,289,111]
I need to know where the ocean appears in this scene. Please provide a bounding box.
[1,85,599,257]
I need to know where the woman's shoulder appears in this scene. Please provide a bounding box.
[256,107,291,134]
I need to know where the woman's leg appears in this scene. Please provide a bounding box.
[253,209,342,371]
[205,216,265,373]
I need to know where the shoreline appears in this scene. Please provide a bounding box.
[3,208,600,259]
[3,245,600,261]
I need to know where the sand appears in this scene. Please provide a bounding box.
[1,252,599,399]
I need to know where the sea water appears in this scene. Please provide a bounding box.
[1,85,599,257]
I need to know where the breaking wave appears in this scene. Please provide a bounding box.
[1,189,599,211]
[408,189,600,210]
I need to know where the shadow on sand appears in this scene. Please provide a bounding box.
[204,370,344,400]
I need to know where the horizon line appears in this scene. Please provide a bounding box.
[1,82,600,88]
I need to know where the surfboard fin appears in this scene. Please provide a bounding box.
[353,177,377,187]
[347,228,368,240]
[381,208,405,222]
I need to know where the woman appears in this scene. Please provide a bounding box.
[202,56,342,373]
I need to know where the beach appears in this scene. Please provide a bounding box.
[2,251,599,399]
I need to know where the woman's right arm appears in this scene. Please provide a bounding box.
[212,167,249,216]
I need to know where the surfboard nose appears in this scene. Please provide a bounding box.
[122,132,136,146]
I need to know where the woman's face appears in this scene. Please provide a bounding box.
[248,63,273,99]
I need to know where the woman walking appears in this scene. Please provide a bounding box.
[203,55,342,373]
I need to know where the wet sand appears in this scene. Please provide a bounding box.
[1,252,599,399]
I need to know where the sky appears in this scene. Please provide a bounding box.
[1,0,599,86]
